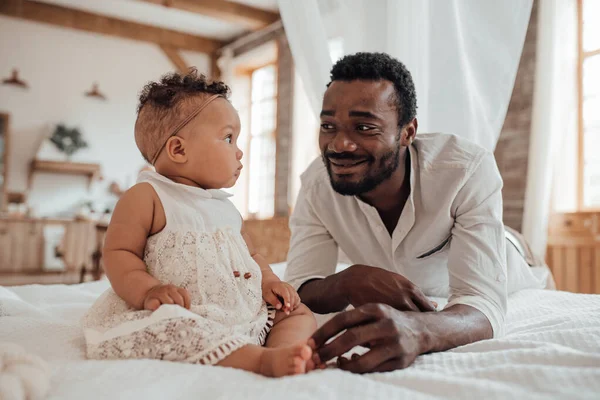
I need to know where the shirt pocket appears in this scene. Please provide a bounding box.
[416,236,451,260]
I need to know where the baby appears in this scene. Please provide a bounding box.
[82,70,317,377]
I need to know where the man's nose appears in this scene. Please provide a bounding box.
[329,131,357,153]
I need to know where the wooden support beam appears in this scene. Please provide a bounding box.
[210,52,221,81]
[218,20,284,58]
[159,45,189,74]
[0,0,224,54]
[139,0,279,30]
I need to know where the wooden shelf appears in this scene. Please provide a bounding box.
[28,159,101,189]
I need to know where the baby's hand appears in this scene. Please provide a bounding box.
[262,281,301,315]
[143,284,191,311]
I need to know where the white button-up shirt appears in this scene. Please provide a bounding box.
[285,133,507,337]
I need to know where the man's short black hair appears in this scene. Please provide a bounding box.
[328,52,417,128]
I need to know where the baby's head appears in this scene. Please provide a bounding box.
[135,69,243,189]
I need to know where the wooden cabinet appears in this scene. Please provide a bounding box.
[0,218,96,285]
[0,220,42,273]
[0,220,12,270]
[547,212,600,293]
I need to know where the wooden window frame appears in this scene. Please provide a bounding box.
[577,0,600,211]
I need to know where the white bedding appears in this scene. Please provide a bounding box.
[1,278,600,399]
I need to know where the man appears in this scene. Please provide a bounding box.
[285,52,508,373]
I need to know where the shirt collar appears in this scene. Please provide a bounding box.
[391,143,417,248]
[353,144,417,247]
[137,171,233,199]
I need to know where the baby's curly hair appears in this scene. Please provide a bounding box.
[328,52,417,128]
[135,68,230,163]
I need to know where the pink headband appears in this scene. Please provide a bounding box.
[150,93,223,165]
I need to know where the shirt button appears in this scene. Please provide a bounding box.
[495,273,505,283]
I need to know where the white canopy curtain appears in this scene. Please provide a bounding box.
[278,0,533,153]
[523,0,578,257]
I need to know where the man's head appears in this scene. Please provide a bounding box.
[319,52,418,196]
[135,69,243,189]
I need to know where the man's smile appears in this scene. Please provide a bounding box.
[328,158,369,174]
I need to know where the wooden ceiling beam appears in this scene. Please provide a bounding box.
[159,45,189,74]
[139,0,279,30]
[0,0,224,54]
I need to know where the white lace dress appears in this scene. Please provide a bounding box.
[82,171,275,365]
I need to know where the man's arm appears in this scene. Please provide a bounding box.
[300,264,437,314]
[443,150,507,338]
[298,273,348,314]
[284,183,340,313]
[309,303,491,373]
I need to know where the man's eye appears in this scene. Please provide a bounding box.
[357,125,373,131]
[321,123,334,130]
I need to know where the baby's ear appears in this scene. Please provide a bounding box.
[165,136,187,164]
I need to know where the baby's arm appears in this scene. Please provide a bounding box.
[103,183,188,310]
[241,222,300,312]
[241,223,279,285]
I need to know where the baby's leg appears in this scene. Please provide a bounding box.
[266,303,317,348]
[217,343,312,377]
[216,304,316,377]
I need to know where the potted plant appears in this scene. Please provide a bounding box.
[49,124,88,160]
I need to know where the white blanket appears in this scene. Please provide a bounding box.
[1,280,599,400]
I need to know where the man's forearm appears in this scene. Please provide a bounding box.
[419,304,494,354]
[297,272,350,314]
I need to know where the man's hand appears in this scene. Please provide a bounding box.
[263,280,301,314]
[309,303,429,373]
[343,265,436,312]
[143,284,191,311]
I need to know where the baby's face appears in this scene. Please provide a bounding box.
[179,97,243,189]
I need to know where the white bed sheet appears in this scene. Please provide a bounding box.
[1,277,600,399]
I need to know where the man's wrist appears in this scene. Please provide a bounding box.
[411,312,437,354]
[334,265,355,307]
[298,269,353,314]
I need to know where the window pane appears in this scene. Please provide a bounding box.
[251,98,276,137]
[583,54,600,101]
[247,136,276,218]
[583,54,600,207]
[583,157,600,207]
[247,63,277,218]
[583,0,600,52]
[251,65,276,102]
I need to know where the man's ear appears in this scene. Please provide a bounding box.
[165,136,187,164]
[401,118,418,146]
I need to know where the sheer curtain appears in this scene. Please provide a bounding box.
[278,0,533,153]
[523,0,578,257]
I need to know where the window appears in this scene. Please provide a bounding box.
[247,64,277,219]
[579,0,600,209]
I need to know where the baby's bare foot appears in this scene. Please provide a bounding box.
[260,342,312,377]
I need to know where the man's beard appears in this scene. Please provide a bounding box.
[323,145,401,196]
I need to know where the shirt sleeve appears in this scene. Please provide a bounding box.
[444,151,508,338]
[284,183,339,291]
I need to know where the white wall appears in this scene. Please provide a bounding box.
[0,17,210,216]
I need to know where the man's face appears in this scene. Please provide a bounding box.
[319,80,404,196]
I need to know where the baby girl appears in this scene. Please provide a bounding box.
[82,70,317,377]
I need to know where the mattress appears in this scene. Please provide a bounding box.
[1,274,599,399]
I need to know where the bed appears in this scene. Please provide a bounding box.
[2,263,600,400]
[2,217,600,399]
